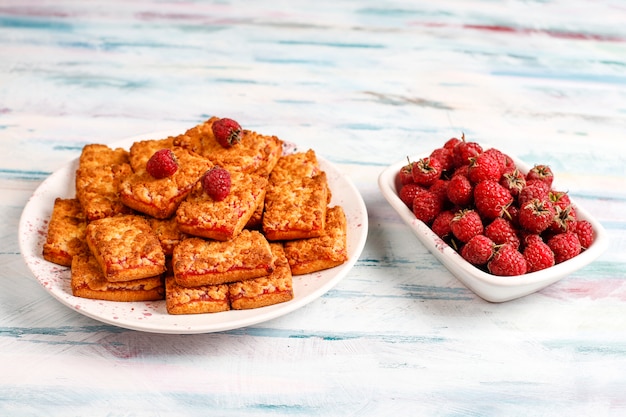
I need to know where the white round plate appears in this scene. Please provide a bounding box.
[19,133,368,334]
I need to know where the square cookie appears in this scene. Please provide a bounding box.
[75,144,134,221]
[71,254,164,302]
[172,230,274,287]
[262,171,329,241]
[173,117,283,175]
[119,147,213,219]
[283,205,348,275]
[176,170,268,241]
[85,214,166,282]
[229,243,294,310]
[42,198,88,267]
[147,216,187,257]
[165,274,230,315]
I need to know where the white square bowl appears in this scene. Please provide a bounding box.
[378,153,609,302]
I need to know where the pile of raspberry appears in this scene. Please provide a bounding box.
[397,135,594,276]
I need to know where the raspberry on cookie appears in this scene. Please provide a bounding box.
[119,147,213,219]
[176,170,267,241]
[174,117,283,175]
[128,137,176,173]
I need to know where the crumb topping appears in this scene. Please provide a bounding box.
[176,171,267,239]
[85,214,166,279]
[173,230,273,276]
[263,172,328,234]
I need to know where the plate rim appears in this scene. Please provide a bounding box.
[18,131,369,334]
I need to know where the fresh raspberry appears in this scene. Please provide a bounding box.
[412,190,443,224]
[506,204,520,227]
[412,157,442,187]
[517,229,534,250]
[488,243,528,276]
[549,190,571,210]
[547,232,581,264]
[398,160,415,185]
[549,204,577,233]
[428,178,450,206]
[450,209,483,243]
[461,234,495,265]
[526,164,554,187]
[443,137,462,150]
[482,148,506,171]
[430,147,455,172]
[518,183,550,207]
[146,148,179,179]
[446,173,473,206]
[212,117,242,148]
[518,198,556,234]
[503,154,516,172]
[525,178,551,192]
[451,164,470,178]
[523,239,555,272]
[467,152,501,184]
[483,147,514,175]
[499,168,526,198]
[453,136,483,168]
[399,183,426,208]
[473,180,513,221]
[523,233,544,247]
[484,217,520,249]
[202,166,231,201]
[574,220,594,249]
[431,209,455,239]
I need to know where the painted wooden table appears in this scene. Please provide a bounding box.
[2,1,625,416]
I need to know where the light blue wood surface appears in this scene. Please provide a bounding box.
[1,1,625,416]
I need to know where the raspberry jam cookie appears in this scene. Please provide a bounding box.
[85,214,166,282]
[172,230,274,287]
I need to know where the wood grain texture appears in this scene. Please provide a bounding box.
[1,1,625,416]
